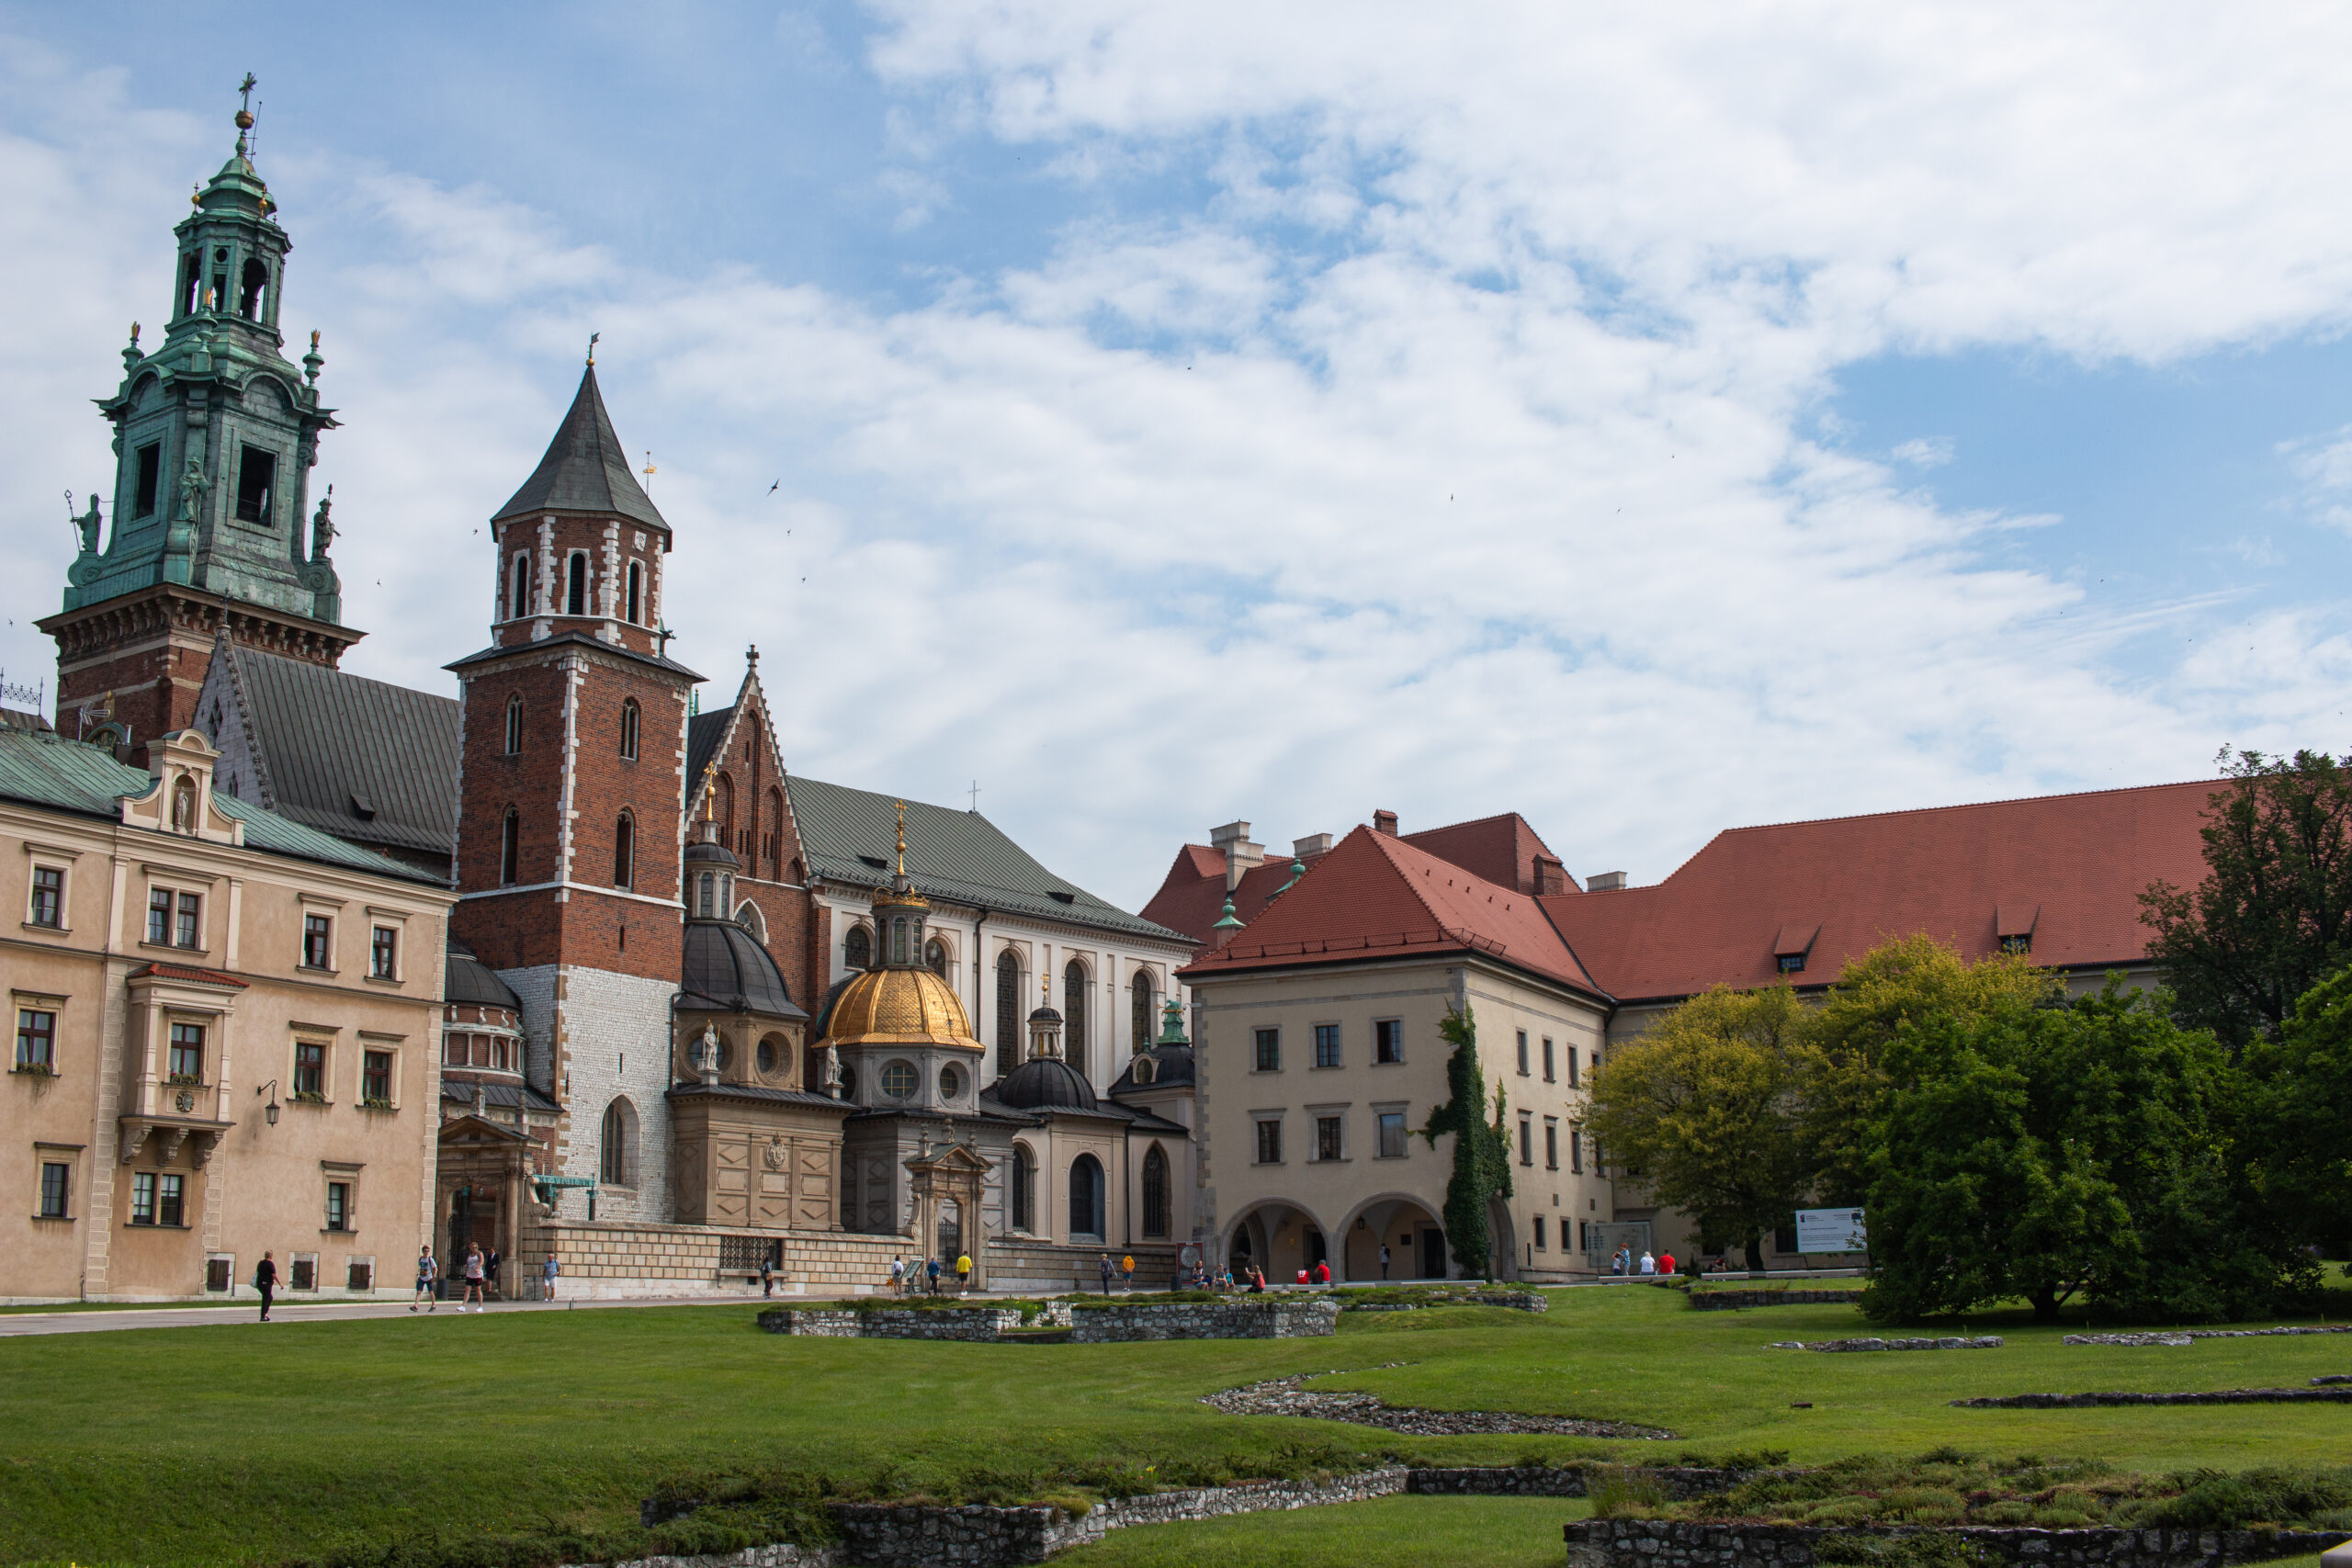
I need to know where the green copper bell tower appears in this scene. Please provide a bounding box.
[41,78,361,759]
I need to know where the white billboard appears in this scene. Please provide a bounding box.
[1793,1206,1866,1254]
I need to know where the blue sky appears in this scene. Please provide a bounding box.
[7,3,2352,906]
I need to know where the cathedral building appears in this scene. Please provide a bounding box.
[27,97,1200,1299]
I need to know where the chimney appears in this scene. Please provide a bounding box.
[1587,871,1627,892]
[1292,833,1334,861]
[1532,853,1568,896]
[1209,820,1264,891]
[1373,809,1398,836]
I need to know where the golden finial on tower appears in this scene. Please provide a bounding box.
[702,762,717,820]
[894,800,908,877]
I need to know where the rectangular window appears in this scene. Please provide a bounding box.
[370,925,398,980]
[1571,1125,1583,1174]
[302,913,332,968]
[1579,1220,1589,1252]
[1516,1030,1530,1075]
[348,1260,374,1292]
[1313,1023,1341,1068]
[130,1171,156,1224]
[39,1160,70,1219]
[1567,1045,1579,1089]
[1518,1113,1533,1166]
[1376,1111,1407,1159]
[293,1041,325,1099]
[1374,1019,1403,1064]
[1778,953,1806,975]
[627,560,643,624]
[28,864,63,928]
[1542,1038,1555,1082]
[234,445,277,524]
[1315,1115,1343,1161]
[147,887,173,944]
[325,1182,351,1233]
[290,1256,318,1290]
[1544,1119,1559,1170]
[158,1174,185,1227]
[16,1010,56,1070]
[1254,1119,1283,1165]
[133,442,162,517]
[1253,1027,1281,1072]
[362,1050,392,1104]
[1533,1216,1546,1249]
[167,1022,205,1082]
[175,891,201,949]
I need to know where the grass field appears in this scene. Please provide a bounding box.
[8,1283,2352,1566]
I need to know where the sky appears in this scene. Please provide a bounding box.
[7,3,2352,912]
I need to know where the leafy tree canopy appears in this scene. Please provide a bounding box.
[2236,964,2352,1255]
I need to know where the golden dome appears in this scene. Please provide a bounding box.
[823,965,983,1052]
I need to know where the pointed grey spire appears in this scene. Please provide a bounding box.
[491,366,668,533]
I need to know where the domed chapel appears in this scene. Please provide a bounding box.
[40,91,1202,1298]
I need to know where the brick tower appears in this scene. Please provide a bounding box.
[40,82,357,761]
[447,355,700,1222]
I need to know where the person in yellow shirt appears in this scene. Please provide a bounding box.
[1121,1253,1136,1292]
[956,1252,973,1292]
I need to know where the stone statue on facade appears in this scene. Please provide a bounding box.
[310,484,336,558]
[176,457,209,524]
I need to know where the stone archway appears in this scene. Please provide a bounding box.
[1335,1193,1445,1280]
[904,1140,989,1288]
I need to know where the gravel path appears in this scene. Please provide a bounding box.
[1204,1370,1676,1438]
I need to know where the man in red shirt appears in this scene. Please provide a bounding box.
[1659,1250,1678,1275]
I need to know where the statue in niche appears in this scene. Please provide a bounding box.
[696,1022,720,1078]
[176,457,209,524]
[171,776,196,833]
[310,485,336,559]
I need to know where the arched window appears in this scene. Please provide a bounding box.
[697,872,716,918]
[499,808,520,886]
[510,555,530,621]
[844,925,872,972]
[765,787,786,874]
[891,917,910,966]
[1012,1144,1036,1233]
[180,253,201,319]
[1131,971,1155,1050]
[1069,1153,1104,1238]
[626,560,642,625]
[735,900,766,942]
[619,699,639,761]
[1142,1144,1170,1238]
[599,1099,636,1187]
[994,952,1022,1076]
[613,813,634,889]
[1063,960,1090,1081]
[504,694,522,755]
[925,938,949,979]
[238,257,267,321]
[566,552,587,615]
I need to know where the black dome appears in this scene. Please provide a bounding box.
[1027,1004,1062,1022]
[995,1055,1097,1111]
[684,835,740,871]
[1111,1041,1194,1092]
[445,939,521,1010]
[680,919,805,1019]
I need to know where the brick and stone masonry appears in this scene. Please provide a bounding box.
[1562,1519,2350,1568]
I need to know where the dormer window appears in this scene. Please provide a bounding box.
[2000,934,2031,955]
[1777,953,1805,975]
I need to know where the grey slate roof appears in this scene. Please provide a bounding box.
[687,708,732,791]
[491,367,669,534]
[222,646,460,863]
[440,1080,563,1113]
[0,728,443,885]
[782,773,1192,946]
[446,940,523,1010]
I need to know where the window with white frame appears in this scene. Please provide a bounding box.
[38,1156,71,1219]
[16,1006,57,1072]
[302,912,333,969]
[1376,1109,1408,1159]
[1374,1018,1403,1064]
[1253,1116,1283,1165]
[1312,1023,1341,1068]
[369,924,399,980]
[147,886,203,949]
[167,1021,206,1083]
[1314,1114,1343,1162]
[27,863,64,929]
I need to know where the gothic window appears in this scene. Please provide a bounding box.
[765,787,786,875]
[1069,1154,1104,1238]
[1063,960,1089,1081]
[619,700,639,761]
[994,952,1022,1076]
[1011,1145,1035,1232]
[503,695,522,755]
[735,901,765,942]
[500,808,519,886]
[613,813,634,889]
[566,552,587,615]
[238,257,267,321]
[626,560,643,625]
[844,924,872,972]
[509,555,530,621]
[1141,1144,1170,1238]
[1131,971,1154,1050]
[599,1099,636,1187]
[234,446,276,525]
[925,938,949,978]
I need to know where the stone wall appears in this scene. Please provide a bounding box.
[1687,1290,1864,1311]
[1770,1337,2001,1353]
[1067,1298,1340,1341]
[757,1307,1022,1341]
[1404,1465,1759,1499]
[518,1224,908,1301]
[984,1238,1182,1297]
[1562,1519,2350,1568]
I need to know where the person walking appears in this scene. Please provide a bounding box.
[955,1251,973,1292]
[924,1256,942,1295]
[1378,1243,1391,1280]
[542,1251,560,1303]
[1120,1253,1136,1292]
[1098,1253,1114,1295]
[254,1251,278,1323]
[759,1255,775,1298]
[412,1247,438,1312]
[888,1255,905,1297]
[461,1245,487,1311]
[486,1247,503,1301]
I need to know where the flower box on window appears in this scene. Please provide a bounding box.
[360,1096,395,1112]
[292,1089,326,1105]
[165,1072,205,1087]
[10,1062,55,1077]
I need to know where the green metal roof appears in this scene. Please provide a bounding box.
[782,773,1191,946]
[0,729,444,886]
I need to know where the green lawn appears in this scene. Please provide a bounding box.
[7,1283,2352,1566]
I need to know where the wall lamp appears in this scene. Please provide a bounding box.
[254,1078,281,1127]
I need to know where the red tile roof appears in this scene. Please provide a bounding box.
[1141,846,1310,946]
[1401,812,1564,894]
[129,962,250,988]
[1543,779,2217,1002]
[1180,825,1604,998]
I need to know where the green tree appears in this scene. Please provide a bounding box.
[1805,934,2060,1205]
[2142,749,2352,1051]
[1584,985,1815,1269]
[1863,984,2312,1325]
[2235,964,2352,1256]
[1419,1005,1512,1280]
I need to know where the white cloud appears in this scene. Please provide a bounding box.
[7,15,2352,913]
[1892,437,1955,469]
